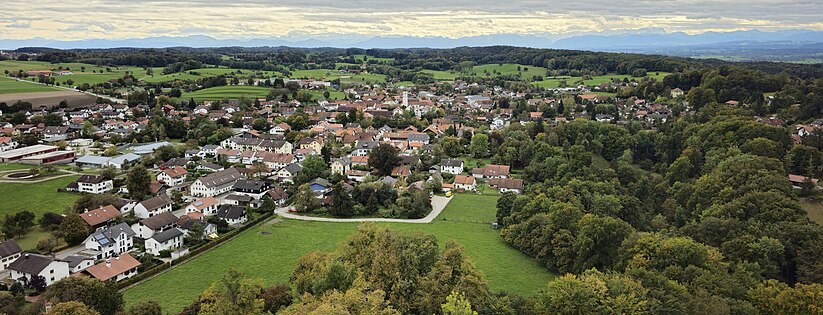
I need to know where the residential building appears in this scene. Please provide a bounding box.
[83,223,135,260]
[215,205,248,225]
[185,197,220,216]
[0,240,22,271]
[133,195,173,218]
[8,254,70,287]
[79,205,121,231]
[132,211,178,239]
[454,175,477,191]
[440,159,464,175]
[67,175,114,194]
[157,166,188,187]
[83,253,140,282]
[145,228,184,256]
[190,168,243,197]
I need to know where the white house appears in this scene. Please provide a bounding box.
[0,240,22,271]
[83,223,135,260]
[331,157,351,175]
[185,197,220,216]
[133,195,173,219]
[84,253,140,282]
[190,168,243,197]
[0,137,19,152]
[215,205,248,226]
[145,228,184,256]
[440,159,464,175]
[157,166,188,187]
[70,175,114,194]
[65,256,94,274]
[132,212,178,239]
[454,175,477,191]
[8,254,70,287]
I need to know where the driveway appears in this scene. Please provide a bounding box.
[274,195,452,224]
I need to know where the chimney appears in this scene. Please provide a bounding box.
[105,258,111,268]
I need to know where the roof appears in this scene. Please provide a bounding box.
[75,155,111,165]
[80,205,120,226]
[138,195,172,211]
[64,255,92,269]
[88,223,135,246]
[309,177,331,187]
[77,175,108,184]
[216,205,247,220]
[489,178,525,190]
[472,164,510,177]
[441,159,464,167]
[454,175,476,185]
[139,212,178,230]
[197,168,243,188]
[150,228,184,243]
[233,179,268,191]
[84,253,140,281]
[161,166,188,178]
[8,254,58,275]
[188,197,218,211]
[0,240,22,257]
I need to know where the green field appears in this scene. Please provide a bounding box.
[422,69,460,80]
[0,77,58,94]
[0,175,79,218]
[181,86,270,101]
[124,194,555,312]
[801,197,823,225]
[533,72,672,89]
[472,64,548,78]
[289,69,387,84]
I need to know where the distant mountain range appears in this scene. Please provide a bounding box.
[2,29,823,62]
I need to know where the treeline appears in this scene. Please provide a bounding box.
[489,111,823,313]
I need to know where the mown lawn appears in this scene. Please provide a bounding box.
[472,64,547,78]
[0,175,80,218]
[0,77,59,94]
[181,86,270,101]
[124,194,555,312]
[801,197,823,225]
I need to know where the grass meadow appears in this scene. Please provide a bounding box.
[124,194,556,312]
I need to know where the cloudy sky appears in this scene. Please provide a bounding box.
[1,0,822,40]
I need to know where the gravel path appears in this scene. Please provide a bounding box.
[274,195,452,223]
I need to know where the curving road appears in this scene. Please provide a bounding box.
[274,195,452,224]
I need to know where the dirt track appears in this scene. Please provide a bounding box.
[0,91,98,108]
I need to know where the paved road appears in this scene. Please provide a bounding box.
[274,195,452,224]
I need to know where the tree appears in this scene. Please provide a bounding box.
[197,269,265,315]
[257,196,277,214]
[45,277,124,315]
[46,302,100,315]
[126,165,151,200]
[126,300,163,315]
[2,211,35,238]
[329,183,355,217]
[295,155,327,184]
[438,137,464,158]
[57,214,90,245]
[468,133,489,158]
[394,188,432,219]
[368,143,401,176]
[36,235,60,253]
[38,212,64,229]
[292,184,319,213]
[442,291,478,315]
[102,145,118,157]
[260,284,292,314]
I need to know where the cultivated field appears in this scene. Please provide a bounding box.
[532,72,672,89]
[0,90,99,108]
[124,194,555,312]
[181,86,270,101]
[0,77,59,94]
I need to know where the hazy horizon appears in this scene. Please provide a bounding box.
[2,0,822,42]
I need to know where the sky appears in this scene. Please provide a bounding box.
[1,0,822,40]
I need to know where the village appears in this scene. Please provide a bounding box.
[0,55,820,313]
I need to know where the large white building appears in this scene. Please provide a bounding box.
[133,195,173,219]
[70,175,114,194]
[190,168,243,197]
[83,223,135,260]
[8,254,70,287]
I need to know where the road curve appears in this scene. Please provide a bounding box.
[274,195,452,224]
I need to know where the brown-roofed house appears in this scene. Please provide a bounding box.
[83,253,140,282]
[79,205,121,230]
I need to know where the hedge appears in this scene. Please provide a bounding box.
[118,212,274,290]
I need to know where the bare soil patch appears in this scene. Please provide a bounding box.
[0,91,98,109]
